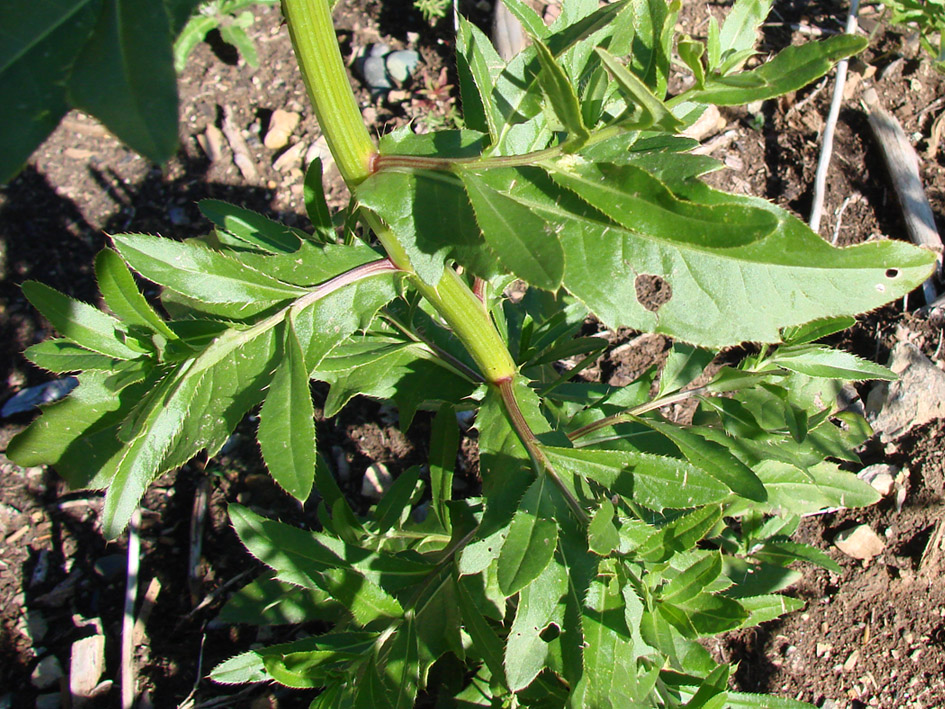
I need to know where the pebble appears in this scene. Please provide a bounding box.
[1,377,78,417]
[70,633,106,698]
[35,694,61,709]
[25,609,48,643]
[31,654,64,690]
[273,141,306,172]
[264,109,300,150]
[857,463,898,497]
[834,524,886,560]
[385,50,420,83]
[93,554,125,580]
[361,462,393,500]
[843,649,860,672]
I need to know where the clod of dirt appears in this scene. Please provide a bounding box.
[362,462,393,500]
[833,524,886,560]
[866,341,945,442]
[634,274,672,312]
[264,109,300,150]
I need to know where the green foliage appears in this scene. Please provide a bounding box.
[882,0,945,72]
[174,0,280,72]
[6,0,938,706]
[413,0,451,24]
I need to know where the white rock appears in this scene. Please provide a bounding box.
[264,109,300,150]
[272,141,306,172]
[361,462,393,500]
[857,463,898,497]
[31,654,64,690]
[70,633,106,698]
[834,524,886,560]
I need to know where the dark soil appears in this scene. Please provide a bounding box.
[2,1,945,707]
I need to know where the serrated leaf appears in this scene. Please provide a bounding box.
[780,316,856,345]
[532,37,589,141]
[172,13,216,73]
[662,552,723,604]
[22,281,143,360]
[199,199,303,253]
[257,319,316,502]
[457,580,507,687]
[374,466,420,535]
[24,340,117,374]
[769,346,895,381]
[497,476,559,595]
[380,615,419,709]
[112,234,305,312]
[727,692,814,708]
[505,559,567,691]
[752,540,841,574]
[210,650,269,685]
[756,461,881,515]
[659,342,714,396]
[675,592,748,636]
[637,505,724,564]
[257,634,377,689]
[678,36,706,88]
[456,15,504,140]
[95,249,176,340]
[229,505,404,625]
[544,447,731,511]
[690,34,868,105]
[67,0,179,164]
[587,498,619,555]
[736,594,804,627]
[499,0,548,40]
[595,48,681,131]
[462,169,565,291]
[639,418,767,502]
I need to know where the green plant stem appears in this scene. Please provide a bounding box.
[282,0,376,185]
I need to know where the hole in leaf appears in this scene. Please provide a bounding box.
[539,623,560,642]
[634,274,672,312]
[885,268,900,278]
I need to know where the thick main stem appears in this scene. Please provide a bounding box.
[283,0,516,384]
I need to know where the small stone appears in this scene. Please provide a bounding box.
[31,654,64,689]
[360,55,391,92]
[264,109,301,150]
[70,633,106,698]
[273,141,307,172]
[858,463,898,497]
[25,609,48,643]
[385,50,420,84]
[866,341,945,442]
[816,642,832,658]
[93,554,126,580]
[843,649,859,672]
[834,524,886,560]
[362,462,393,500]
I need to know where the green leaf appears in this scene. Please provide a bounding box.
[499,0,548,41]
[727,692,814,708]
[736,594,805,628]
[670,592,748,636]
[95,249,177,340]
[112,234,305,313]
[658,343,713,396]
[497,476,559,596]
[637,505,724,564]
[0,0,103,182]
[780,316,856,345]
[22,281,143,360]
[229,505,405,625]
[690,35,868,105]
[429,404,459,530]
[456,15,504,141]
[303,158,335,234]
[462,169,565,291]
[257,319,317,502]
[678,37,706,89]
[210,650,269,685]
[258,634,378,688]
[662,552,723,604]
[768,345,896,381]
[595,48,681,131]
[718,0,772,60]
[756,461,881,515]
[216,575,343,625]
[380,614,419,709]
[219,22,258,67]
[199,199,303,253]
[532,37,589,141]
[752,541,842,574]
[504,559,567,691]
[67,0,179,164]
[172,13,216,72]
[374,466,420,535]
[457,579,507,688]
[543,447,731,511]
[639,418,767,502]
[24,340,117,374]
[587,499,619,556]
